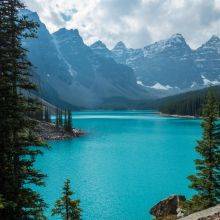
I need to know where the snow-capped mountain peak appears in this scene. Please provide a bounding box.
[208,35,220,43]
[111,41,129,63]
[113,41,127,51]
[195,35,220,78]
[198,35,220,50]
[90,40,108,50]
[169,33,185,43]
[143,33,190,58]
[53,28,84,45]
[54,28,80,36]
[90,40,113,58]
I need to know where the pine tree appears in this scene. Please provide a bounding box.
[56,108,59,128]
[0,0,46,218]
[64,109,68,131]
[184,91,220,214]
[36,103,44,121]
[59,109,63,127]
[66,110,73,132]
[44,106,51,123]
[52,179,81,220]
[0,195,4,210]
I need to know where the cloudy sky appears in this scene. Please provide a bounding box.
[24,0,220,49]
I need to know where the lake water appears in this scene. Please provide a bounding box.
[35,111,201,220]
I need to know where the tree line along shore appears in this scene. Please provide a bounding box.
[157,86,220,117]
[32,102,84,141]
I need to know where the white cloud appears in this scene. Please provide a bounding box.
[23,0,220,49]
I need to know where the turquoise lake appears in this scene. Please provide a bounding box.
[35,110,202,220]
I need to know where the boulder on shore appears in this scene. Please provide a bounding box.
[150,195,186,219]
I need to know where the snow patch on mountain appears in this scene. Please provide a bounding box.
[191,82,198,88]
[143,33,187,58]
[151,83,173,90]
[201,75,220,86]
[52,36,77,77]
[137,80,147,87]
[137,81,173,90]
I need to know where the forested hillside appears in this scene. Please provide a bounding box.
[158,86,220,116]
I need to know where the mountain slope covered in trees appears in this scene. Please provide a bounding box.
[158,86,220,116]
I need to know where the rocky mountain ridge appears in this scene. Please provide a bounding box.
[22,9,220,108]
[109,34,220,91]
[22,9,148,109]
[91,33,220,93]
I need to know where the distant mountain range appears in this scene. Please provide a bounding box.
[92,34,220,92]
[22,9,220,108]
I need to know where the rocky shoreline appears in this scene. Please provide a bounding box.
[150,195,220,220]
[159,112,200,119]
[150,195,186,219]
[35,120,85,141]
[182,205,220,220]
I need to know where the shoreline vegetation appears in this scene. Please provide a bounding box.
[159,112,200,119]
[35,120,85,141]
[32,99,85,141]
[157,86,220,118]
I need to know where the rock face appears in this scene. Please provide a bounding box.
[22,9,148,109]
[90,40,113,59]
[194,35,220,83]
[92,34,220,95]
[111,34,220,92]
[150,195,186,219]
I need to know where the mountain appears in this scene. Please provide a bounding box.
[194,35,220,83]
[22,10,148,109]
[111,34,220,92]
[90,40,113,59]
[22,9,220,107]
[112,41,129,64]
[21,10,74,108]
